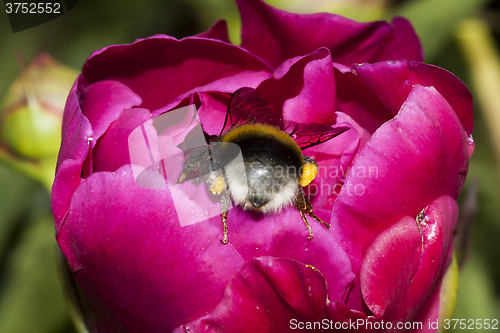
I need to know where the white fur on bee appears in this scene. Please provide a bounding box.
[257,179,298,214]
[223,156,248,206]
[223,158,299,214]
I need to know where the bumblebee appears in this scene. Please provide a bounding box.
[177,87,348,244]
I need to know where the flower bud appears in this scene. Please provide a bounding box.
[0,52,78,188]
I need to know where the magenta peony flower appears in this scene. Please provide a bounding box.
[52,0,474,331]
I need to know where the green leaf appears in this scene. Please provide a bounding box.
[0,213,74,333]
[0,163,39,259]
[451,254,500,332]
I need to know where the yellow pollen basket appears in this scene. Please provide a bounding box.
[209,175,226,195]
[299,162,318,187]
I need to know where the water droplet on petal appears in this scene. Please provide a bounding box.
[467,134,474,158]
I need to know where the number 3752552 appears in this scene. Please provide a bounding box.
[443,319,499,330]
[5,2,62,14]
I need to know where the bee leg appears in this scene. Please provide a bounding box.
[177,161,199,184]
[220,191,230,244]
[221,211,229,244]
[177,170,189,184]
[298,209,314,240]
[307,210,331,230]
[177,147,212,184]
[303,190,330,229]
[295,189,330,240]
[295,189,315,240]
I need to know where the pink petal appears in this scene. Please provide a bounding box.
[361,216,423,319]
[56,165,245,332]
[52,81,92,226]
[282,49,336,125]
[93,108,153,172]
[51,159,83,229]
[174,257,332,333]
[305,112,371,211]
[333,85,468,249]
[335,112,371,153]
[257,48,337,125]
[151,70,272,119]
[354,61,474,135]
[80,80,142,144]
[56,80,92,171]
[196,19,231,43]
[327,301,372,332]
[331,85,469,309]
[360,196,457,324]
[197,92,231,136]
[82,36,273,112]
[334,67,394,134]
[221,206,354,304]
[410,245,454,333]
[237,0,422,68]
